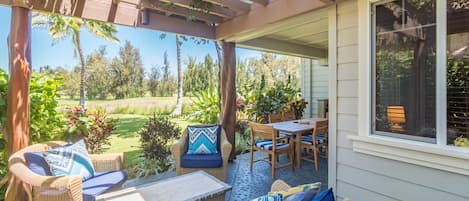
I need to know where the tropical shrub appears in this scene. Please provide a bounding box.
[191,88,220,124]
[241,76,305,123]
[64,107,117,153]
[136,115,181,177]
[29,73,65,142]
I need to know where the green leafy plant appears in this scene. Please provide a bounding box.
[454,136,469,147]
[241,75,302,123]
[192,88,220,124]
[64,106,117,153]
[30,73,65,142]
[136,115,181,177]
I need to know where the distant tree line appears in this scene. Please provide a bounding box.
[45,41,300,100]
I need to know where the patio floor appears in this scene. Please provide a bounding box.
[123,151,328,200]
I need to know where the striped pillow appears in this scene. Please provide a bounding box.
[251,194,283,201]
[43,140,95,181]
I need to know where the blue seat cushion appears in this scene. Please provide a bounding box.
[181,153,222,168]
[82,171,127,201]
[313,188,335,201]
[301,135,326,145]
[24,152,52,176]
[255,140,289,150]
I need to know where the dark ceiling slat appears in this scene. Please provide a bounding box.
[204,0,250,13]
[162,0,237,18]
[142,0,224,23]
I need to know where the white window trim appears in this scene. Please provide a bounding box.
[351,0,469,176]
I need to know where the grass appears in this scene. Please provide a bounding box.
[58,97,194,115]
[58,97,199,178]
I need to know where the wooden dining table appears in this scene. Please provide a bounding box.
[268,118,327,168]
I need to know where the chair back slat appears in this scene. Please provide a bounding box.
[313,120,329,141]
[282,111,296,121]
[249,122,276,140]
[268,114,283,123]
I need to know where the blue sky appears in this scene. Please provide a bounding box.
[0,6,262,75]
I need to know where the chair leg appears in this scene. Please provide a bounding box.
[290,148,294,171]
[271,153,276,179]
[313,145,318,171]
[250,147,254,172]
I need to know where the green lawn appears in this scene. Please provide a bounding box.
[58,97,198,177]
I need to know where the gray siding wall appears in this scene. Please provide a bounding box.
[334,1,469,201]
[301,59,328,118]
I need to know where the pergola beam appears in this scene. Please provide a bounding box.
[161,0,237,18]
[5,6,32,201]
[247,0,269,6]
[220,41,236,161]
[238,37,327,58]
[204,0,250,13]
[141,0,224,23]
[137,11,216,39]
[216,0,331,41]
[0,0,216,39]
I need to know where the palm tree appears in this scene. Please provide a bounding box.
[172,35,183,115]
[32,13,119,109]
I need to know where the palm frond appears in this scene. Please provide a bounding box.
[85,20,119,43]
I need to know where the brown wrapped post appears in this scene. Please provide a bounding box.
[220,41,236,161]
[5,5,32,201]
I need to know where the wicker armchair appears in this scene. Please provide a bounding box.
[8,141,124,201]
[171,128,232,182]
[271,180,353,201]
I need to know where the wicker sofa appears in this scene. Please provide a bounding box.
[171,127,232,182]
[8,141,126,201]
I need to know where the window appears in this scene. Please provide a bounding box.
[372,0,469,146]
[372,0,436,142]
[447,1,469,146]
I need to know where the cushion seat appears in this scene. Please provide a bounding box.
[82,171,128,201]
[255,140,289,150]
[301,135,326,145]
[181,153,223,168]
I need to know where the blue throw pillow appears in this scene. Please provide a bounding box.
[313,188,335,201]
[24,152,52,176]
[43,140,95,181]
[187,125,220,154]
[251,194,283,201]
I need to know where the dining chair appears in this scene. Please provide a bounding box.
[249,122,294,179]
[268,113,283,123]
[282,111,296,121]
[298,119,329,171]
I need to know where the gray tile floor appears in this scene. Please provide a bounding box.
[124,151,328,201]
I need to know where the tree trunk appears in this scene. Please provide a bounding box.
[220,41,236,161]
[172,35,183,115]
[76,31,86,110]
[5,6,32,201]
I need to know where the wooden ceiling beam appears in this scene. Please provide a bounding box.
[0,0,215,39]
[249,0,269,6]
[137,11,216,39]
[204,0,250,13]
[161,0,236,18]
[216,0,331,41]
[238,37,327,58]
[142,0,224,23]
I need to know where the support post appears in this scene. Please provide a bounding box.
[5,5,32,201]
[220,41,236,161]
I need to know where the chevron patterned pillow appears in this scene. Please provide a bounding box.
[43,139,95,181]
[187,125,220,154]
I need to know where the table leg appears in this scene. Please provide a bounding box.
[296,132,301,168]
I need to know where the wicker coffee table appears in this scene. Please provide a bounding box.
[96,170,232,201]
